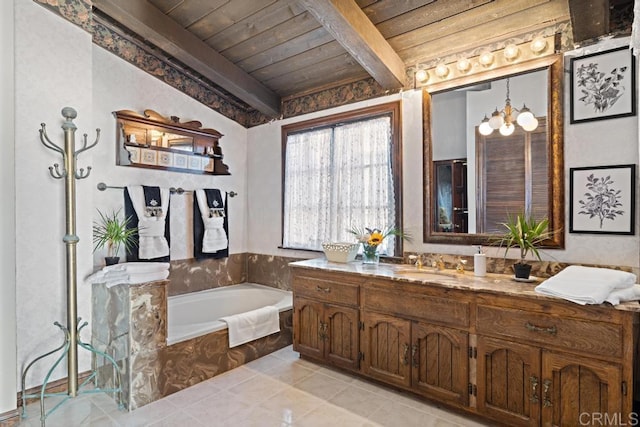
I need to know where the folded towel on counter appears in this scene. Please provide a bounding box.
[605,285,640,305]
[193,188,229,260]
[101,262,170,274]
[87,267,169,288]
[220,306,280,348]
[535,266,637,305]
[125,185,171,261]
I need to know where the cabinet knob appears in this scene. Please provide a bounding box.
[316,285,331,293]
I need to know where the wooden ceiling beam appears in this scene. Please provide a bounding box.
[299,0,406,89]
[568,0,610,44]
[93,0,281,117]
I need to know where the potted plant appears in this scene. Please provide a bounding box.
[92,209,138,266]
[496,213,553,279]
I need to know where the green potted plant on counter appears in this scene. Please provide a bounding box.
[496,213,553,280]
[93,209,138,266]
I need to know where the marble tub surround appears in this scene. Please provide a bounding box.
[158,310,292,396]
[247,254,307,291]
[168,254,247,296]
[93,278,293,411]
[403,252,636,279]
[92,280,168,410]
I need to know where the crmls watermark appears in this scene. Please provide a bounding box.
[579,412,640,426]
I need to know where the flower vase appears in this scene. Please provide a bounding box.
[362,245,379,265]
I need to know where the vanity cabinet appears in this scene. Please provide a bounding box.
[475,296,629,427]
[292,271,362,371]
[290,263,638,427]
[361,279,470,406]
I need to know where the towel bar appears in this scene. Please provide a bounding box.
[97,182,237,197]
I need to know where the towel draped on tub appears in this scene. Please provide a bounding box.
[220,306,280,348]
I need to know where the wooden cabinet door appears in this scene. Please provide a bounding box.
[361,311,411,388]
[476,336,541,427]
[541,351,623,427]
[411,321,469,406]
[325,305,359,371]
[293,296,324,360]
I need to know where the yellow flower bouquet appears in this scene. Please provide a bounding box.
[348,226,408,264]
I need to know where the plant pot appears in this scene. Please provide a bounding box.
[513,262,532,279]
[105,256,120,266]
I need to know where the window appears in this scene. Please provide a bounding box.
[282,102,402,256]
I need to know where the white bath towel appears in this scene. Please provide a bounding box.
[195,189,228,253]
[535,266,637,305]
[101,262,170,274]
[220,306,280,348]
[127,185,171,259]
[605,285,640,305]
[87,266,169,288]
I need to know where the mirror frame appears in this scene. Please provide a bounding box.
[423,54,564,248]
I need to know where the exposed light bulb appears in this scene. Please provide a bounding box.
[499,122,515,136]
[478,50,494,67]
[415,69,428,82]
[503,44,520,61]
[516,105,535,127]
[435,63,450,78]
[456,58,471,73]
[522,117,539,132]
[488,109,504,129]
[479,116,493,136]
[530,36,547,54]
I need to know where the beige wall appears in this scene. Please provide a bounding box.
[0,0,16,415]
[247,38,640,269]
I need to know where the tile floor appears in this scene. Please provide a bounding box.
[17,346,491,427]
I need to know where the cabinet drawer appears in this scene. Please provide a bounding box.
[363,284,469,328]
[476,305,622,358]
[293,276,359,306]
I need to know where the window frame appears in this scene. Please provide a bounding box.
[281,101,404,257]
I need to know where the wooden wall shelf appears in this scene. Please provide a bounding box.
[115,109,230,175]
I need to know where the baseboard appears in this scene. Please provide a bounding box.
[16,371,92,408]
[0,409,20,426]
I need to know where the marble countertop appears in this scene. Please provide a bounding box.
[290,258,640,313]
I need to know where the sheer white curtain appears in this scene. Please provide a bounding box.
[283,116,396,255]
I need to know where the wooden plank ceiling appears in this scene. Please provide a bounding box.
[93,0,620,118]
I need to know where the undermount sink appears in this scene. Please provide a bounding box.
[393,267,459,279]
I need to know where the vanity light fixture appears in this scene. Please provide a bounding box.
[456,57,472,73]
[530,36,548,54]
[478,50,495,67]
[435,63,450,78]
[478,78,538,136]
[415,68,429,83]
[503,43,520,61]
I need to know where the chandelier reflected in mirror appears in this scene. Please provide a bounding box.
[478,78,538,136]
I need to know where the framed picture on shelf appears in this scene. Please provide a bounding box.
[569,164,636,235]
[570,46,636,124]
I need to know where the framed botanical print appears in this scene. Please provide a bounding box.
[570,164,636,234]
[570,46,636,123]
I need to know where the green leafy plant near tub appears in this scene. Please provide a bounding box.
[92,209,138,265]
[496,213,553,279]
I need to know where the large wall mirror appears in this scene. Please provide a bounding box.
[423,54,564,248]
